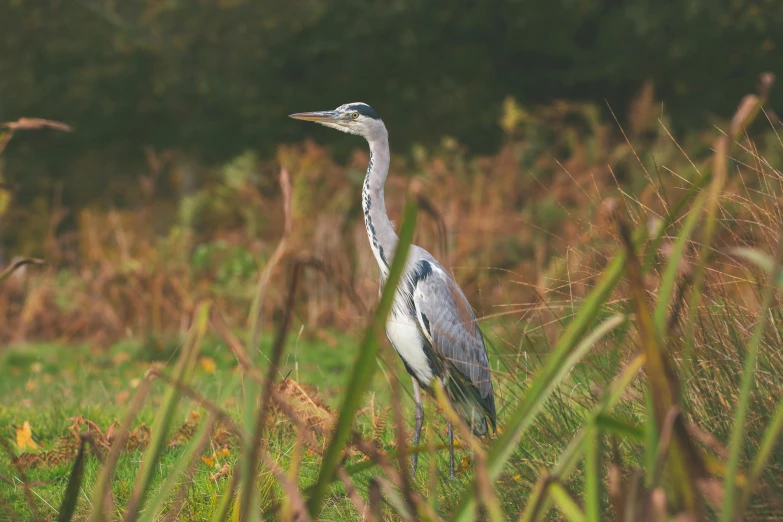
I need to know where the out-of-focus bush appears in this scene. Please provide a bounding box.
[2,83,781,346]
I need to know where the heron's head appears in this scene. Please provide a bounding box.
[289,102,386,140]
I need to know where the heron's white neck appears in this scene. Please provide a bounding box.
[363,132,398,275]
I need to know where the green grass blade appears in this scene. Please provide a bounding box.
[739,395,783,513]
[235,168,292,522]
[643,391,657,488]
[552,353,645,480]
[240,374,260,522]
[487,302,626,476]
[375,478,415,520]
[138,375,239,522]
[594,414,644,442]
[584,427,601,522]
[679,93,766,386]
[730,248,783,289]
[238,310,266,522]
[453,313,626,522]
[89,376,154,521]
[730,247,775,273]
[653,192,706,335]
[549,482,587,522]
[643,168,712,273]
[306,196,418,518]
[123,302,211,522]
[211,467,240,522]
[522,353,645,521]
[519,476,551,522]
[56,437,87,522]
[722,243,783,521]
[623,222,706,512]
[137,414,216,522]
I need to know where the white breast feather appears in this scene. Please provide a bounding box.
[385,308,434,385]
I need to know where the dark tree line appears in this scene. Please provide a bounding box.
[1,0,781,206]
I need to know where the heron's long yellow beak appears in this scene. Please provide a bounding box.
[288,110,340,122]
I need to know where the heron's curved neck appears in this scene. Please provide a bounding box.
[363,132,398,274]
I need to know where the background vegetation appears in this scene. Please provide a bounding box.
[1,2,783,521]
[1,0,782,208]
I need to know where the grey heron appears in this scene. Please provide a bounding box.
[290,102,496,477]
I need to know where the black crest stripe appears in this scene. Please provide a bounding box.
[347,103,381,120]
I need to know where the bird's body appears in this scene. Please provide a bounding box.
[290,102,495,476]
[386,251,496,435]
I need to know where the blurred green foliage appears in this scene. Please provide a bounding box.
[0,0,781,209]
[191,240,257,285]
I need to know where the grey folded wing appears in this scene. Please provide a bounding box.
[410,262,494,405]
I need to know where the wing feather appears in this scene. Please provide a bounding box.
[409,261,495,408]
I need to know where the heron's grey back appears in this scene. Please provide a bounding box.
[406,252,496,424]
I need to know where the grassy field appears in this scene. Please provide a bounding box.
[0,311,650,521]
[3,80,783,521]
[0,332,404,521]
[0,326,517,519]
[4,299,782,521]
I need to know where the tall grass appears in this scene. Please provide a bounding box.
[2,74,783,520]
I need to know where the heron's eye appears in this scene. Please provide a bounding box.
[350,112,359,120]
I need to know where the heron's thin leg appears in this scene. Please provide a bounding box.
[448,421,455,479]
[411,379,424,476]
